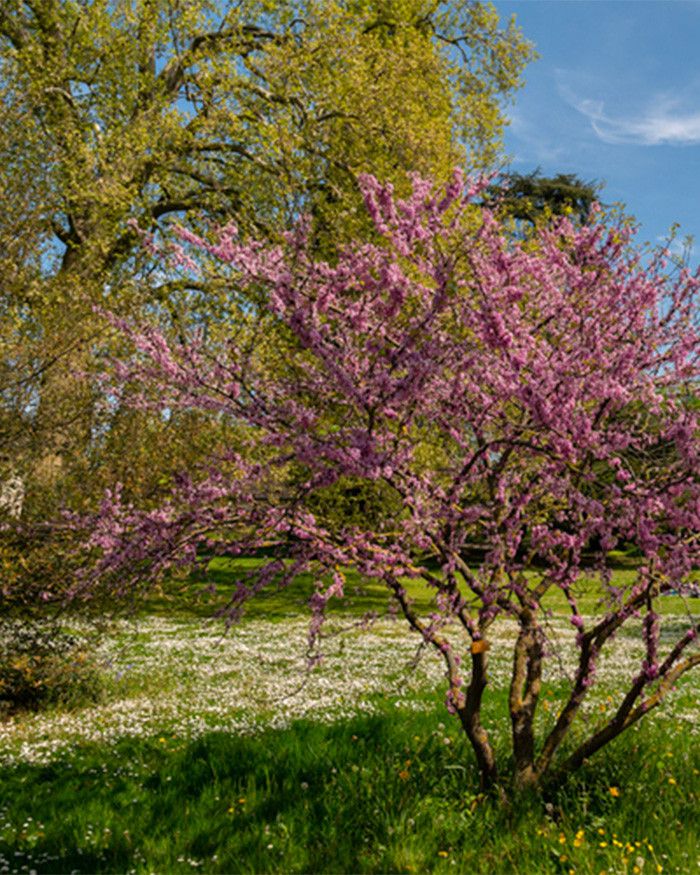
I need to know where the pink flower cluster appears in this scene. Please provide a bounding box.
[81,171,699,724]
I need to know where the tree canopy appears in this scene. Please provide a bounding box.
[486,169,602,228]
[0,0,533,519]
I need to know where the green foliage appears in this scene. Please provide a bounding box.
[306,475,404,534]
[0,0,533,374]
[0,620,104,717]
[487,169,602,227]
[0,523,87,615]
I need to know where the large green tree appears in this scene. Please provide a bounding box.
[0,0,532,524]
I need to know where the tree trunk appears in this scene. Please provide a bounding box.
[458,644,499,790]
[509,611,544,790]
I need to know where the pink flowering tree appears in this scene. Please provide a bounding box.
[80,173,699,792]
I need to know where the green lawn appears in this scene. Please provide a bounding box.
[145,557,695,622]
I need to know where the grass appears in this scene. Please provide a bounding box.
[1,703,698,873]
[1,562,698,873]
[144,556,695,622]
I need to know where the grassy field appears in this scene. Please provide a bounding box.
[1,563,698,874]
[146,557,696,622]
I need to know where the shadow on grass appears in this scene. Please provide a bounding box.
[1,712,476,874]
[2,707,699,874]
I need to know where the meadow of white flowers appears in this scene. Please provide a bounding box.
[1,613,697,766]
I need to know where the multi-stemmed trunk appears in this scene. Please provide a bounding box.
[397,579,700,795]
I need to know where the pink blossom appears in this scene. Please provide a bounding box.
[76,171,700,787]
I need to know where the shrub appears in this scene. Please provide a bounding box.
[0,619,104,717]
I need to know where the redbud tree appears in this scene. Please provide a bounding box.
[83,173,699,791]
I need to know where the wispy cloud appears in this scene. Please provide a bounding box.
[505,108,568,164]
[559,83,700,146]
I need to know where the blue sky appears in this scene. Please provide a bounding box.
[492,0,700,265]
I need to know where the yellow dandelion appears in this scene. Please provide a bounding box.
[437,850,449,858]
[609,786,620,797]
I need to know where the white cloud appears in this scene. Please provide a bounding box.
[560,84,700,146]
[505,108,568,164]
